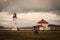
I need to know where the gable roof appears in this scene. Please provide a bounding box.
[37,19,48,24]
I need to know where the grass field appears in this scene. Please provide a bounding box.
[0,30,60,40]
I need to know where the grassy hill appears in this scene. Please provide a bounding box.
[0,30,60,40]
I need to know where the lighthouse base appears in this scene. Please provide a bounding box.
[11,27,17,31]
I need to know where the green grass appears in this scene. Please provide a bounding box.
[0,30,60,40]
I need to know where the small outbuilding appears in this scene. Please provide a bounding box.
[35,19,50,30]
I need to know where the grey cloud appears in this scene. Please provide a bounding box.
[50,19,60,25]
[0,0,9,11]
[51,10,60,16]
[1,0,60,12]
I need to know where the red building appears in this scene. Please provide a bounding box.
[35,19,50,30]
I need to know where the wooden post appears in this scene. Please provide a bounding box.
[33,26,39,35]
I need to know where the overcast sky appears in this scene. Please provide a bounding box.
[0,0,60,27]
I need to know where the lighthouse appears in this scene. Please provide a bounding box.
[11,12,17,31]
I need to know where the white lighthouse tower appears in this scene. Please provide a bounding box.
[11,12,17,31]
